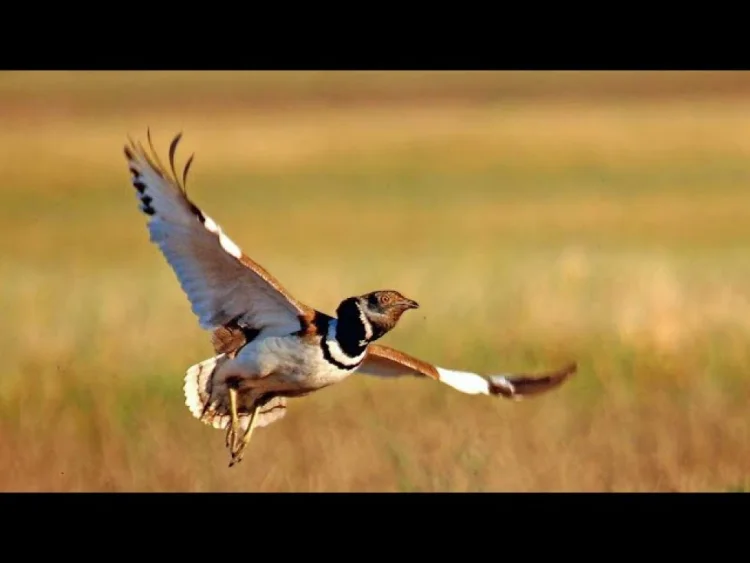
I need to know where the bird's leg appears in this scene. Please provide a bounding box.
[225,386,241,454]
[229,402,260,467]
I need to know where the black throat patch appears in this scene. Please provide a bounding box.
[309,299,368,371]
[334,298,371,357]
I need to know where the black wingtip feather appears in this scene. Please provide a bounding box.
[169,132,183,186]
[137,139,161,175]
[125,137,139,168]
[126,130,193,193]
[145,128,171,179]
[182,153,195,193]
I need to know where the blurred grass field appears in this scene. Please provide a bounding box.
[2,71,750,491]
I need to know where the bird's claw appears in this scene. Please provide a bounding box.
[226,403,259,469]
[228,445,245,467]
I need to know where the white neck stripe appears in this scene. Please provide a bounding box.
[324,320,367,369]
[354,301,374,341]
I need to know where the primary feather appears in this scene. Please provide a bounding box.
[125,132,310,336]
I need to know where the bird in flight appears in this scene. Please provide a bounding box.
[124,131,577,468]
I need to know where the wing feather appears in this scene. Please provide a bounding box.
[358,344,576,399]
[124,132,313,334]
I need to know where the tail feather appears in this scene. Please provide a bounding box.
[183,354,287,431]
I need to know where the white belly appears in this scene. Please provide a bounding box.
[231,334,358,391]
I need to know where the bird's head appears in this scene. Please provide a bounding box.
[336,290,420,342]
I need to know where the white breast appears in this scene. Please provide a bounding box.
[232,332,358,391]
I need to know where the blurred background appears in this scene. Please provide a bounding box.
[1,70,750,491]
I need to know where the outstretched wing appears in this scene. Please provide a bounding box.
[357,344,576,399]
[125,131,313,334]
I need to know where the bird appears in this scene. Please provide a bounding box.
[124,131,578,468]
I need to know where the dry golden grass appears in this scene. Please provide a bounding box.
[1,71,750,491]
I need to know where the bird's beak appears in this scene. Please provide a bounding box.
[402,298,420,310]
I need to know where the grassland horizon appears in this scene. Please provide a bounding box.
[1,71,749,492]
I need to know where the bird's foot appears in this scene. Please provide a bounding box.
[228,446,245,467]
[225,424,238,451]
[227,403,260,468]
[226,387,241,453]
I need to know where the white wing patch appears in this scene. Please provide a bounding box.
[356,344,575,400]
[435,367,493,395]
[202,215,242,259]
[125,133,304,334]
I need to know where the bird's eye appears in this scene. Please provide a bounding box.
[379,294,391,305]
